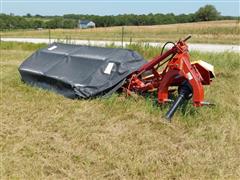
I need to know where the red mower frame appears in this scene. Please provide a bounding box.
[124,36,214,120]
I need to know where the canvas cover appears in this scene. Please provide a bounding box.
[19,43,146,98]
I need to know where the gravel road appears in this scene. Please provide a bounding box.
[2,37,239,53]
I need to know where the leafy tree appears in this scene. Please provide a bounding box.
[0,18,7,29]
[32,20,44,28]
[45,18,64,28]
[63,19,77,28]
[195,4,220,21]
[26,13,32,18]
[0,5,237,30]
[35,14,43,18]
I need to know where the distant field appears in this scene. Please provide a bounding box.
[1,20,240,44]
[1,42,240,179]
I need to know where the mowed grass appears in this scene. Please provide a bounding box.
[1,42,240,179]
[2,20,240,44]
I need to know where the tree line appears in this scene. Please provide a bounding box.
[0,5,238,30]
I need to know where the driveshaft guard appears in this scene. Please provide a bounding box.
[19,43,147,98]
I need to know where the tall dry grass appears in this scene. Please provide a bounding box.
[0,42,240,179]
[1,20,240,44]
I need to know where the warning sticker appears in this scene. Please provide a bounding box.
[48,45,57,51]
[104,62,114,75]
[186,72,193,80]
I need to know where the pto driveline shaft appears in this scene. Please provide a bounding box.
[165,93,185,121]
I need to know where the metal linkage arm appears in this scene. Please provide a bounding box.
[137,46,177,73]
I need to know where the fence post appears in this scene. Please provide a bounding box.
[48,29,51,44]
[121,26,124,48]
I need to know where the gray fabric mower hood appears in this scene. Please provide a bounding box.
[19,43,147,98]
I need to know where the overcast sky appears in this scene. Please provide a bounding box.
[1,0,239,16]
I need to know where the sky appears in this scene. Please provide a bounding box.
[0,0,239,16]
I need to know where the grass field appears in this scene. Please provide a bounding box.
[1,42,240,179]
[1,20,240,45]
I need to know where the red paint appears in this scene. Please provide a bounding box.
[125,36,214,107]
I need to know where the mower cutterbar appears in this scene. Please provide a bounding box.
[124,35,215,120]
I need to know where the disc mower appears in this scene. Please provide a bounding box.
[19,35,214,120]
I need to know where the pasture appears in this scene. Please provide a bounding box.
[1,20,240,44]
[1,42,240,179]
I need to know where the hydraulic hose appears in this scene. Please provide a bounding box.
[155,41,175,70]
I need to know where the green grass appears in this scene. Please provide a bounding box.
[1,20,240,44]
[1,42,240,179]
